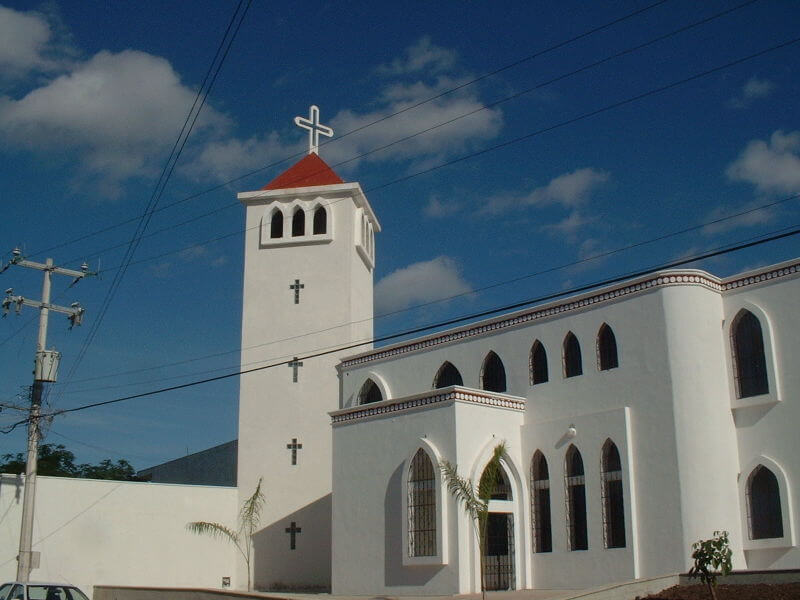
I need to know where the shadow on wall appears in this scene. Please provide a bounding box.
[252,494,332,592]
[385,463,444,587]
[0,473,23,502]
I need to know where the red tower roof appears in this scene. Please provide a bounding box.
[262,153,344,190]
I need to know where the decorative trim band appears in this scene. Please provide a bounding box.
[341,261,800,369]
[330,387,525,424]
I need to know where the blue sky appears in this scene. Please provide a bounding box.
[1,0,798,468]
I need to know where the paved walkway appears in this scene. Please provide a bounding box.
[266,591,581,600]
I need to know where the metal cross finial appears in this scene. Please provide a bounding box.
[294,105,333,155]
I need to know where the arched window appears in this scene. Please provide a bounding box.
[601,440,625,548]
[563,332,582,378]
[408,449,436,557]
[292,207,305,237]
[312,206,327,235]
[433,361,463,388]
[270,210,283,238]
[531,451,552,553]
[530,340,548,385]
[597,324,619,371]
[480,462,512,500]
[358,378,383,405]
[481,351,507,393]
[747,465,783,539]
[731,310,769,398]
[565,445,588,550]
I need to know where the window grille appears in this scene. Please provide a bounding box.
[530,451,552,553]
[481,351,507,393]
[597,324,619,371]
[270,210,283,238]
[292,208,305,237]
[530,341,548,385]
[731,310,769,398]
[408,449,437,557]
[563,333,583,378]
[746,465,783,539]
[313,206,327,234]
[480,464,512,500]
[483,513,515,590]
[433,361,463,388]
[564,445,588,550]
[358,379,383,404]
[600,440,626,548]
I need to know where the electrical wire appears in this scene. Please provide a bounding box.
[43,192,800,394]
[2,226,797,435]
[22,0,677,261]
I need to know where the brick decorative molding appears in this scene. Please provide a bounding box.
[341,261,800,369]
[330,386,525,425]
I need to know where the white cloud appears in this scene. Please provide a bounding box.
[701,199,775,236]
[374,256,472,314]
[183,132,302,183]
[377,37,456,75]
[0,5,66,77]
[729,77,775,109]
[424,195,460,218]
[726,130,800,194]
[542,211,595,235]
[325,76,502,168]
[0,49,230,194]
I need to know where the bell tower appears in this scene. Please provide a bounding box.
[236,106,380,590]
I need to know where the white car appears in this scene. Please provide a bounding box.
[0,583,89,600]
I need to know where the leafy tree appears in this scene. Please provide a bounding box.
[187,477,264,591]
[439,441,507,600]
[688,530,732,600]
[0,443,140,480]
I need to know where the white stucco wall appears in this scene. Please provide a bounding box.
[0,476,237,596]
[237,182,378,590]
[332,260,800,594]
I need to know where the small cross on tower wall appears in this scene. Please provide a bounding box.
[286,438,303,465]
[288,357,303,383]
[289,279,304,304]
[294,105,333,155]
[285,521,302,550]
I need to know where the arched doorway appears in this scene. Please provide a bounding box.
[479,463,515,590]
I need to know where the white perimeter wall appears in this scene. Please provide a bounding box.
[0,476,238,597]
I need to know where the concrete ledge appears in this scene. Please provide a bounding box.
[679,568,800,585]
[561,574,679,600]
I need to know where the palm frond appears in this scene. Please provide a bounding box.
[186,521,240,544]
[440,460,485,517]
[477,441,507,502]
[239,477,265,535]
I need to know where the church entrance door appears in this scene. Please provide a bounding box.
[483,512,515,591]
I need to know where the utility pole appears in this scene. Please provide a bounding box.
[1,248,94,582]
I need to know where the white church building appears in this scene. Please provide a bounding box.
[2,107,799,596]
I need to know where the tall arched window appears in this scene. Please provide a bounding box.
[565,445,588,550]
[408,449,436,557]
[292,207,305,237]
[270,210,283,238]
[747,465,783,539]
[358,378,383,405]
[601,440,625,548]
[731,310,769,398]
[313,206,327,234]
[480,462,512,500]
[480,351,507,393]
[531,451,552,553]
[530,340,548,385]
[433,361,463,388]
[597,324,619,371]
[563,332,582,378]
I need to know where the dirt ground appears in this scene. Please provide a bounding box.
[642,583,800,599]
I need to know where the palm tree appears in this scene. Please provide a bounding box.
[440,441,507,600]
[187,478,264,591]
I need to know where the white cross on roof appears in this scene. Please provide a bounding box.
[294,105,334,155]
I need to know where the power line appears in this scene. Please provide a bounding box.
[24,0,676,262]
[3,226,797,435]
[42,193,800,394]
[51,0,780,274]
[54,1,253,401]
